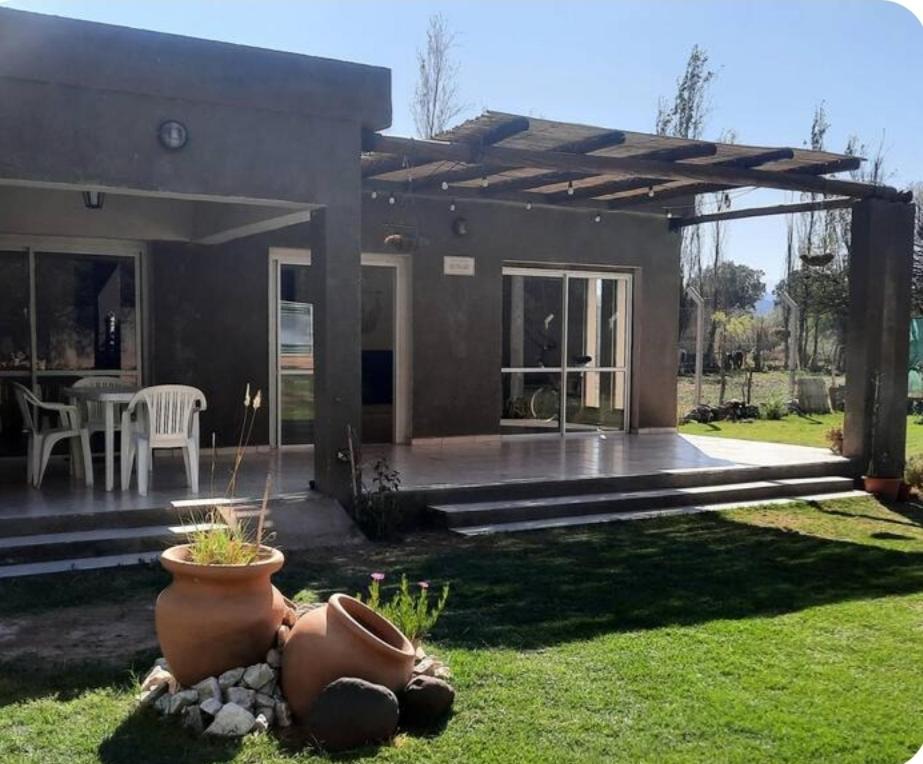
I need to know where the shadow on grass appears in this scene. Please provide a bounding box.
[276,512,923,651]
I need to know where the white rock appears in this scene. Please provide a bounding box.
[265,648,282,668]
[253,713,270,733]
[138,683,168,707]
[413,657,436,676]
[226,686,256,711]
[274,699,292,728]
[193,676,221,702]
[242,663,275,691]
[204,703,256,737]
[140,665,178,695]
[167,689,199,716]
[257,705,275,727]
[218,667,245,689]
[200,697,223,718]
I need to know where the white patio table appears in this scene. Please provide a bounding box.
[63,384,137,492]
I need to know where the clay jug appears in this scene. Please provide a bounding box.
[281,593,415,720]
[156,544,287,687]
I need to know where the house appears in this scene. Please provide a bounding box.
[0,9,915,561]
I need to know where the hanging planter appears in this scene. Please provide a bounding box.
[800,252,835,267]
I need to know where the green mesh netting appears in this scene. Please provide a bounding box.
[910,318,923,397]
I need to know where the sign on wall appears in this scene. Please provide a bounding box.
[444,256,475,276]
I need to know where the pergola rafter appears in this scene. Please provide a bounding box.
[361,112,911,214]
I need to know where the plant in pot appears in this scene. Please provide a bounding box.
[155,385,290,687]
[862,373,904,501]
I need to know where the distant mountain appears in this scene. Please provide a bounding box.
[754,295,775,316]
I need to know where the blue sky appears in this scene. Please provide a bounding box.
[5,0,922,288]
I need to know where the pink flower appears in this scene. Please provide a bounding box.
[418,581,430,590]
[371,572,385,582]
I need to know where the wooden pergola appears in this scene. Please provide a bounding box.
[362,111,917,480]
[362,111,911,221]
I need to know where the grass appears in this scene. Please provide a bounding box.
[2,496,923,762]
[680,412,923,457]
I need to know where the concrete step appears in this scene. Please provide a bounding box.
[0,506,179,539]
[431,476,856,529]
[0,550,163,579]
[403,459,856,513]
[0,522,225,566]
[452,489,869,536]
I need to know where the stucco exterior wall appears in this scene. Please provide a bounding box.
[362,197,681,436]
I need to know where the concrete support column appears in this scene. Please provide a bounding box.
[844,199,916,477]
[311,204,362,503]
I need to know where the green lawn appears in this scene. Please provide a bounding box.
[3,497,923,762]
[680,412,923,457]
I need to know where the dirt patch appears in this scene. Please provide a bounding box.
[0,596,157,664]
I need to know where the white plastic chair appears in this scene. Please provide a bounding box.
[71,376,126,436]
[120,385,206,496]
[10,381,93,488]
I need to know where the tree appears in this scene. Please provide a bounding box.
[913,184,923,315]
[411,14,463,139]
[656,45,716,298]
[694,261,766,313]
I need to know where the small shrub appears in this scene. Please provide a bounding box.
[353,458,403,540]
[356,572,450,645]
[762,397,787,421]
[905,454,923,489]
[825,426,844,455]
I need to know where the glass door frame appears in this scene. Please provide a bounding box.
[501,265,633,435]
[0,235,145,394]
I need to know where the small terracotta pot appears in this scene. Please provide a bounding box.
[862,476,902,501]
[281,593,415,721]
[156,544,286,687]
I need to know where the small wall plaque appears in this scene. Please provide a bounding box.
[444,256,475,276]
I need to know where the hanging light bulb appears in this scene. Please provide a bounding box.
[441,181,449,191]
[594,213,602,223]
[526,201,533,211]
[449,199,456,212]
[370,190,378,200]
[388,193,396,205]
[567,180,575,196]
[648,186,655,198]
[481,176,489,188]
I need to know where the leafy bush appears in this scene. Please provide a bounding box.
[762,397,787,421]
[353,458,403,540]
[357,572,450,645]
[905,454,923,489]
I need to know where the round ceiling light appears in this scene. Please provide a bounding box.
[158,120,188,150]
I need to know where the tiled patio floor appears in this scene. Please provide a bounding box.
[0,433,849,518]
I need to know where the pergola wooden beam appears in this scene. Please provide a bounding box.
[607,156,864,209]
[409,129,626,191]
[362,132,909,202]
[483,141,718,198]
[360,115,531,178]
[560,148,795,204]
[669,197,855,228]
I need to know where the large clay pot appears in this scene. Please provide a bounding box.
[156,544,286,687]
[281,593,415,721]
[863,476,902,501]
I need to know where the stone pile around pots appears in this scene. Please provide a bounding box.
[139,640,291,738]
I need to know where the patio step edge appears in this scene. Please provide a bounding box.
[432,476,856,528]
[0,550,163,579]
[452,489,870,536]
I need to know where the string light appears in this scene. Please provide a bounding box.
[594,213,602,223]
[449,199,456,212]
[526,202,533,211]
[481,176,489,188]
[567,180,575,196]
[648,186,655,198]
[441,181,449,191]
[388,193,396,205]
[370,190,378,200]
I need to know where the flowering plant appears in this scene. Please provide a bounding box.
[356,572,450,645]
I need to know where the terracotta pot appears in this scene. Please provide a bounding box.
[862,476,902,501]
[281,593,415,721]
[156,544,286,687]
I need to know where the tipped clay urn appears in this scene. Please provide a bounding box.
[281,593,415,721]
[155,544,287,687]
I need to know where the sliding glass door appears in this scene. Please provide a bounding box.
[501,267,631,435]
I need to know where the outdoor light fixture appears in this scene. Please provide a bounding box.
[452,217,468,237]
[594,213,601,223]
[567,180,575,196]
[526,202,533,211]
[82,190,105,210]
[388,193,396,205]
[370,190,378,200]
[441,181,449,191]
[158,120,188,150]
[481,176,489,188]
[449,199,456,212]
[648,186,656,198]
